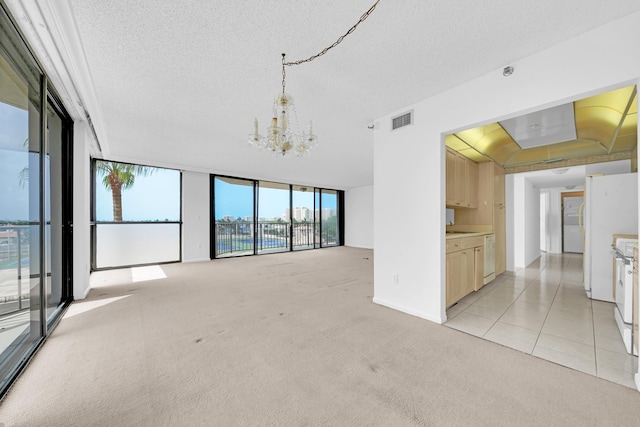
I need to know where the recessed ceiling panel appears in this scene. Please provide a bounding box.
[444,134,468,151]
[499,103,577,149]
[503,139,606,167]
[454,123,520,165]
[575,85,636,151]
[451,85,636,169]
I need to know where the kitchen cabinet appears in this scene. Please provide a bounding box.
[446,235,484,307]
[446,149,458,206]
[466,161,479,209]
[494,163,505,207]
[446,248,473,307]
[452,161,506,276]
[446,148,478,209]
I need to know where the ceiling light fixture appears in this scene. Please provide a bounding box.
[503,66,514,77]
[249,0,381,157]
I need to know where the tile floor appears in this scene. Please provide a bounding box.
[445,252,639,389]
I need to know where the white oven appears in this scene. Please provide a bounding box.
[611,238,637,355]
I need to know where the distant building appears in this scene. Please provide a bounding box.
[321,208,335,220]
[284,206,313,222]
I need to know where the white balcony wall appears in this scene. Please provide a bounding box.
[95,224,180,268]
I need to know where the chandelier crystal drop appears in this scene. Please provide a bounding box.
[248,0,381,159]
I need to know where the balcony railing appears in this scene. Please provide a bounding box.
[215,221,338,257]
[0,225,31,316]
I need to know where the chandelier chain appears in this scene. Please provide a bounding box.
[282,0,380,67]
[282,54,286,96]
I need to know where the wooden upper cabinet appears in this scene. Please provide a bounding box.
[446,149,457,206]
[466,161,478,208]
[446,148,478,209]
[494,164,505,207]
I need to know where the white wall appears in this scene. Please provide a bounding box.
[547,189,563,254]
[373,11,640,323]
[506,174,515,272]
[181,171,211,262]
[513,175,526,267]
[524,180,541,267]
[540,191,548,252]
[345,185,373,249]
[511,176,540,268]
[73,122,91,299]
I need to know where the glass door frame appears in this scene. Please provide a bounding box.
[211,174,344,259]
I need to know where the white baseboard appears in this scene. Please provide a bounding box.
[181,258,211,264]
[373,297,444,324]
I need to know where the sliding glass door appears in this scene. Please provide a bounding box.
[257,181,290,254]
[45,100,66,322]
[0,47,42,388]
[292,185,314,250]
[213,177,255,257]
[212,175,343,258]
[320,190,339,247]
[0,4,73,396]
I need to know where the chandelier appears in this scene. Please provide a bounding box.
[249,54,317,158]
[249,0,381,158]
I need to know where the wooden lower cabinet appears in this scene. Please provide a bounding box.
[446,249,473,308]
[446,235,486,308]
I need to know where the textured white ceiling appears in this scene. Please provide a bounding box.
[61,0,640,189]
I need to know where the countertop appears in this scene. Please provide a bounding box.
[446,231,493,240]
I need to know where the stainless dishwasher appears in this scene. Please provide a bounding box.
[484,234,496,284]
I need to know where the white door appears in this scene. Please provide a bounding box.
[563,195,583,253]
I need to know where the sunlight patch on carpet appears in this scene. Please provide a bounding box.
[63,295,130,319]
[131,265,167,283]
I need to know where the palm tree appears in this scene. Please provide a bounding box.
[96,161,156,221]
[17,138,29,189]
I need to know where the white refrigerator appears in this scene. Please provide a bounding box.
[582,173,638,302]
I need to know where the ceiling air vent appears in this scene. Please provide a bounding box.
[391,110,413,130]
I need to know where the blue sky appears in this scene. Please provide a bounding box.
[96,166,181,221]
[214,178,335,220]
[0,102,29,221]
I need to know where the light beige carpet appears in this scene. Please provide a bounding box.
[1,247,639,426]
